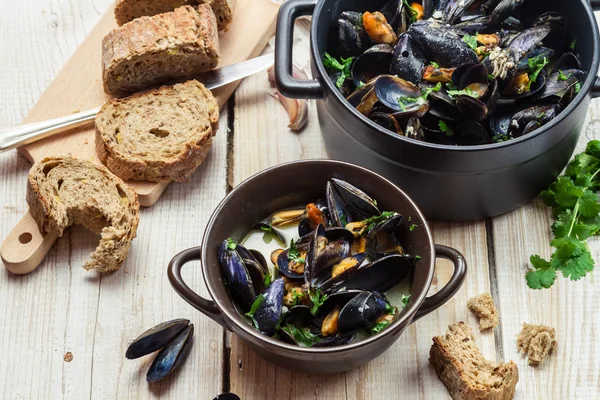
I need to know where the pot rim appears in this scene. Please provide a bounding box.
[310,0,600,152]
[201,159,437,354]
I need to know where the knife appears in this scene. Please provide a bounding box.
[0,53,274,152]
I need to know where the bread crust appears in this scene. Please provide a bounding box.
[103,5,220,96]
[95,80,219,182]
[429,322,519,400]
[27,156,140,273]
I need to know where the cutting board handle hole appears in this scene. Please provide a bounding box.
[19,232,33,244]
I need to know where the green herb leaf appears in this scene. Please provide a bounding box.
[246,294,265,327]
[401,294,411,307]
[361,211,397,232]
[409,224,418,231]
[290,289,305,307]
[527,55,549,85]
[263,273,272,287]
[447,88,480,99]
[493,134,510,143]
[402,0,419,23]
[323,52,354,89]
[280,325,321,347]
[438,120,454,136]
[570,37,577,50]
[558,70,572,82]
[430,61,440,68]
[575,82,582,94]
[397,83,441,111]
[446,81,458,91]
[488,73,495,80]
[462,34,479,51]
[526,255,557,290]
[288,239,305,264]
[226,238,237,250]
[414,255,421,259]
[308,288,329,316]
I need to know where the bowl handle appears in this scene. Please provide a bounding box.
[167,246,229,329]
[274,0,324,99]
[412,245,467,322]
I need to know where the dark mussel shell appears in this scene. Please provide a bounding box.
[219,240,257,313]
[507,104,560,137]
[326,181,352,227]
[298,202,330,237]
[533,69,584,101]
[375,75,424,113]
[552,52,582,74]
[283,305,319,332]
[489,0,525,26]
[214,393,241,400]
[532,12,565,49]
[501,72,547,99]
[337,292,388,334]
[352,44,394,87]
[391,32,427,85]
[334,254,414,293]
[455,120,491,145]
[508,25,551,60]
[252,223,286,246]
[277,248,305,280]
[347,79,376,108]
[429,90,460,121]
[252,278,285,336]
[516,47,555,70]
[443,0,479,25]
[306,225,352,285]
[456,95,489,121]
[453,15,490,34]
[146,324,194,382]
[331,178,380,220]
[312,333,355,347]
[481,0,503,15]
[409,20,479,67]
[371,112,403,134]
[315,252,369,291]
[338,12,372,57]
[126,319,190,359]
[366,213,403,260]
[457,64,488,90]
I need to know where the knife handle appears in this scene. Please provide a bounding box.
[0,107,100,152]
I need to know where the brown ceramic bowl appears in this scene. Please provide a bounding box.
[168,160,466,373]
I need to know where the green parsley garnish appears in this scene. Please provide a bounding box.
[371,303,397,334]
[246,294,265,328]
[226,238,237,250]
[488,74,495,80]
[397,82,442,111]
[438,120,454,136]
[357,81,365,89]
[493,134,510,143]
[401,294,411,307]
[575,82,582,94]
[280,325,321,347]
[409,224,418,231]
[537,112,545,120]
[322,52,354,88]
[528,140,600,289]
[527,55,549,89]
[447,87,480,99]
[308,288,329,315]
[570,37,577,50]
[290,289,305,307]
[462,34,479,51]
[402,0,419,23]
[288,239,305,264]
[446,81,458,91]
[361,211,397,231]
[263,273,272,287]
[558,70,572,82]
[414,255,421,260]
[430,61,440,68]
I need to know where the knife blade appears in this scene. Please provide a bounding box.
[0,54,274,152]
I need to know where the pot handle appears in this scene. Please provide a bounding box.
[412,245,467,322]
[167,246,229,329]
[274,0,324,99]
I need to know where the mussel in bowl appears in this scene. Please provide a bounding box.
[322,0,586,146]
[217,179,419,347]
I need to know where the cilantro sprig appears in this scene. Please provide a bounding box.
[397,82,441,111]
[462,34,479,51]
[528,141,600,289]
[438,120,454,136]
[288,239,305,264]
[308,288,329,315]
[322,52,354,88]
[527,55,549,90]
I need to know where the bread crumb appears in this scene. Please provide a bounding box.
[467,292,499,331]
[516,323,557,366]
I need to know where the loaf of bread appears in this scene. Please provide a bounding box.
[27,156,140,273]
[430,322,519,400]
[115,0,235,31]
[103,5,220,96]
[95,80,218,182]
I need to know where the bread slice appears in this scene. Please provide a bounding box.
[430,322,519,400]
[26,156,140,273]
[95,80,219,182]
[467,293,499,331]
[103,5,220,96]
[114,0,235,31]
[516,323,557,366]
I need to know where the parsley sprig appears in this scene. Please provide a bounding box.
[447,87,480,99]
[528,141,600,289]
[322,52,354,88]
[280,325,321,347]
[462,34,479,51]
[397,82,441,111]
[527,55,549,90]
[308,288,329,315]
[558,70,572,82]
[361,211,397,231]
[246,294,265,328]
[438,120,454,136]
[288,239,305,264]
[402,0,419,23]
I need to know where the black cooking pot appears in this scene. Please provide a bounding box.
[274,0,600,221]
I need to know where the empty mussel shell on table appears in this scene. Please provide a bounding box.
[214,393,241,400]
[125,318,190,359]
[147,324,194,382]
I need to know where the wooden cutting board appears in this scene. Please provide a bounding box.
[1,0,280,274]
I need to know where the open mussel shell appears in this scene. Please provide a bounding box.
[338,12,372,57]
[252,223,286,246]
[429,91,460,121]
[507,104,560,137]
[126,319,191,359]
[283,305,318,331]
[298,201,330,237]
[333,254,414,293]
[501,72,547,100]
[391,32,427,85]
[366,213,403,259]
[489,0,525,26]
[315,252,369,291]
[456,64,488,90]
[252,278,285,336]
[370,112,403,133]
[455,121,491,145]
[337,292,388,334]
[146,324,194,382]
[331,178,380,220]
[306,225,352,284]
[352,44,394,87]
[277,249,304,280]
[456,95,488,122]
[532,12,565,49]
[533,69,584,101]
[375,75,423,113]
[508,25,551,60]
[404,117,426,141]
[219,240,257,313]
[552,52,582,74]
[347,79,376,108]
[516,47,555,70]
[326,181,352,227]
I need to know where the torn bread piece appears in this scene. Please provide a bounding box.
[467,292,499,331]
[430,322,519,400]
[27,156,140,272]
[516,323,557,366]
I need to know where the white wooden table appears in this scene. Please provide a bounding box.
[1,1,599,399]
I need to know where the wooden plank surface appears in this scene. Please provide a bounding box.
[1,1,600,399]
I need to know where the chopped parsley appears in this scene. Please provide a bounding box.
[558,70,572,82]
[308,288,329,315]
[438,120,454,136]
[290,289,305,307]
[462,34,479,51]
[226,238,237,250]
[575,82,582,94]
[361,211,397,231]
[446,81,458,91]
[409,224,418,231]
[402,0,419,23]
[528,140,600,289]
[447,87,480,99]
[263,273,272,287]
[570,37,577,50]
[322,52,354,88]
[430,61,440,68]
[493,134,510,143]
[397,82,441,111]
[537,112,546,120]
[401,294,411,307]
[371,303,397,334]
[280,325,321,347]
[527,55,549,89]
[414,255,421,260]
[246,294,265,328]
[488,74,495,81]
[288,239,305,264]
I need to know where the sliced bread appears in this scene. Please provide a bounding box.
[27,156,140,273]
[115,0,235,31]
[516,323,557,366]
[95,80,219,182]
[430,322,519,400]
[467,292,499,331]
[103,4,220,96]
